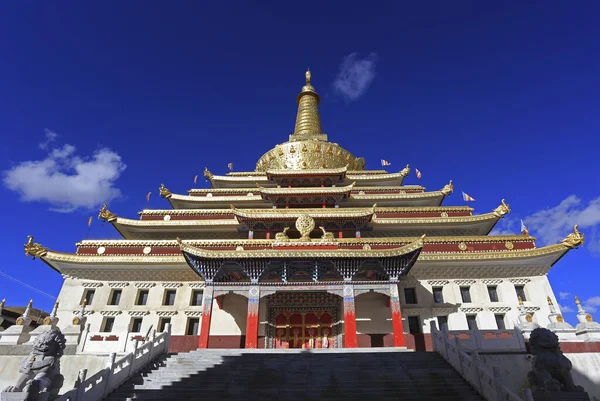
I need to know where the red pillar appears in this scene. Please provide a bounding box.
[343,283,358,348]
[389,282,406,347]
[245,286,260,348]
[198,285,214,348]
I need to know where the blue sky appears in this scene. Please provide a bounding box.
[1,2,599,323]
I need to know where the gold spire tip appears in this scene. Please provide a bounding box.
[547,296,553,305]
[305,69,311,84]
[81,299,87,307]
[575,295,581,305]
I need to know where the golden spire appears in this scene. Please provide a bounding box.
[547,296,553,305]
[290,69,325,141]
[575,295,581,305]
[518,296,523,305]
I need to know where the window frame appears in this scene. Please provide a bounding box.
[432,287,444,304]
[487,286,499,303]
[190,289,204,306]
[101,317,115,332]
[130,317,143,333]
[136,289,149,306]
[495,314,506,330]
[186,317,200,335]
[466,314,478,330]
[82,289,95,306]
[163,289,177,306]
[407,316,421,334]
[108,289,122,306]
[437,315,449,330]
[515,285,526,302]
[459,286,472,303]
[158,317,171,332]
[404,287,418,304]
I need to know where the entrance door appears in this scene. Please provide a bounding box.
[273,311,334,349]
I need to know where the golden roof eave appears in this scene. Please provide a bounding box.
[258,183,355,196]
[170,194,264,202]
[112,216,239,227]
[351,191,445,200]
[419,244,569,263]
[186,185,425,195]
[178,236,425,259]
[372,211,499,225]
[266,166,348,176]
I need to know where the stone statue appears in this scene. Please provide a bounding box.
[2,328,66,398]
[527,327,585,393]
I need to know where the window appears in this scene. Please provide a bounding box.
[108,289,122,306]
[82,289,95,305]
[408,316,421,334]
[466,315,478,330]
[432,287,444,304]
[404,288,417,304]
[495,314,506,330]
[487,286,499,303]
[163,290,177,306]
[437,315,448,330]
[158,317,171,332]
[101,317,115,332]
[460,287,472,303]
[186,318,200,335]
[191,290,203,306]
[130,318,143,333]
[515,285,526,302]
[136,290,149,306]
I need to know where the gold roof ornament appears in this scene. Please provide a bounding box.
[493,199,511,218]
[547,296,553,305]
[98,204,117,223]
[24,235,48,259]
[295,215,316,241]
[561,225,584,248]
[203,167,213,180]
[518,296,523,305]
[318,226,335,242]
[440,180,454,196]
[159,184,172,199]
[400,164,410,177]
[274,227,291,243]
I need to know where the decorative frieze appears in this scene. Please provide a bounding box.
[488,306,512,313]
[184,311,203,317]
[134,282,156,289]
[108,282,130,288]
[432,307,456,315]
[454,279,476,286]
[460,307,483,313]
[156,311,179,317]
[509,278,531,285]
[99,310,122,316]
[397,280,419,287]
[427,280,450,286]
[127,310,150,317]
[188,282,206,289]
[401,308,423,315]
[81,282,104,288]
[482,279,503,285]
[523,306,541,313]
[161,282,183,289]
[71,310,94,316]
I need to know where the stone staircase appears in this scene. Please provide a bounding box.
[105,349,485,401]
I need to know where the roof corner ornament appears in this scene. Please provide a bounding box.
[175,237,183,247]
[274,227,290,243]
[16,299,33,326]
[400,164,410,177]
[440,180,454,196]
[24,235,48,260]
[98,204,117,223]
[159,184,172,199]
[561,224,584,249]
[319,226,335,242]
[493,199,511,218]
[203,167,213,180]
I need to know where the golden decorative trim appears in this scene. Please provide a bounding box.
[230,206,375,219]
[75,234,537,248]
[505,241,514,250]
[204,174,270,183]
[24,235,48,259]
[458,242,467,251]
[258,183,355,196]
[419,244,568,262]
[372,212,499,225]
[440,180,454,196]
[561,224,584,249]
[170,194,263,202]
[98,204,117,222]
[179,235,425,259]
[350,191,444,200]
[346,171,408,180]
[113,217,239,227]
[187,186,425,195]
[266,166,348,176]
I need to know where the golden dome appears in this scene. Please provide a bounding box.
[255,70,365,171]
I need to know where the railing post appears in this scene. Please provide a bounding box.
[163,323,171,353]
[129,339,139,376]
[74,368,87,401]
[471,350,485,397]
[473,325,482,351]
[103,352,117,397]
[455,335,465,376]
[492,366,505,401]
[77,323,90,353]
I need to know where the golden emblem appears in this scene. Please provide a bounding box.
[363,244,372,250]
[505,241,514,250]
[440,180,454,196]
[295,215,315,241]
[556,314,564,323]
[561,225,585,249]
[203,167,213,179]
[440,212,449,218]
[586,314,593,322]
[400,164,410,177]
[458,242,467,251]
[525,314,533,323]
[16,317,24,326]
[159,184,172,198]
[72,316,81,325]
[290,145,295,154]
[24,236,48,259]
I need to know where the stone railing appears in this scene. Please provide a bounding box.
[56,324,171,401]
[431,322,533,401]
[442,326,527,353]
[77,326,150,354]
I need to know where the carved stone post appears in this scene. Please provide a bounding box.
[245,285,260,349]
[389,281,406,347]
[198,284,214,349]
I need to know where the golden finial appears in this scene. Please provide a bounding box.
[0,298,4,308]
[400,164,410,177]
[547,296,553,305]
[518,296,523,305]
[575,295,581,305]
[203,167,213,180]
[24,235,48,259]
[561,225,585,249]
[81,299,87,307]
[159,184,172,199]
[176,237,183,246]
[306,68,311,85]
[441,180,454,196]
[493,199,511,218]
[98,204,117,222]
[27,299,32,308]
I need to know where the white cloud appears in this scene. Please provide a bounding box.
[3,134,126,213]
[559,292,571,300]
[491,194,600,253]
[583,296,600,313]
[333,53,378,101]
[39,129,58,150]
[559,303,575,313]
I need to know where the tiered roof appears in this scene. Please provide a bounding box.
[25,71,585,282]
